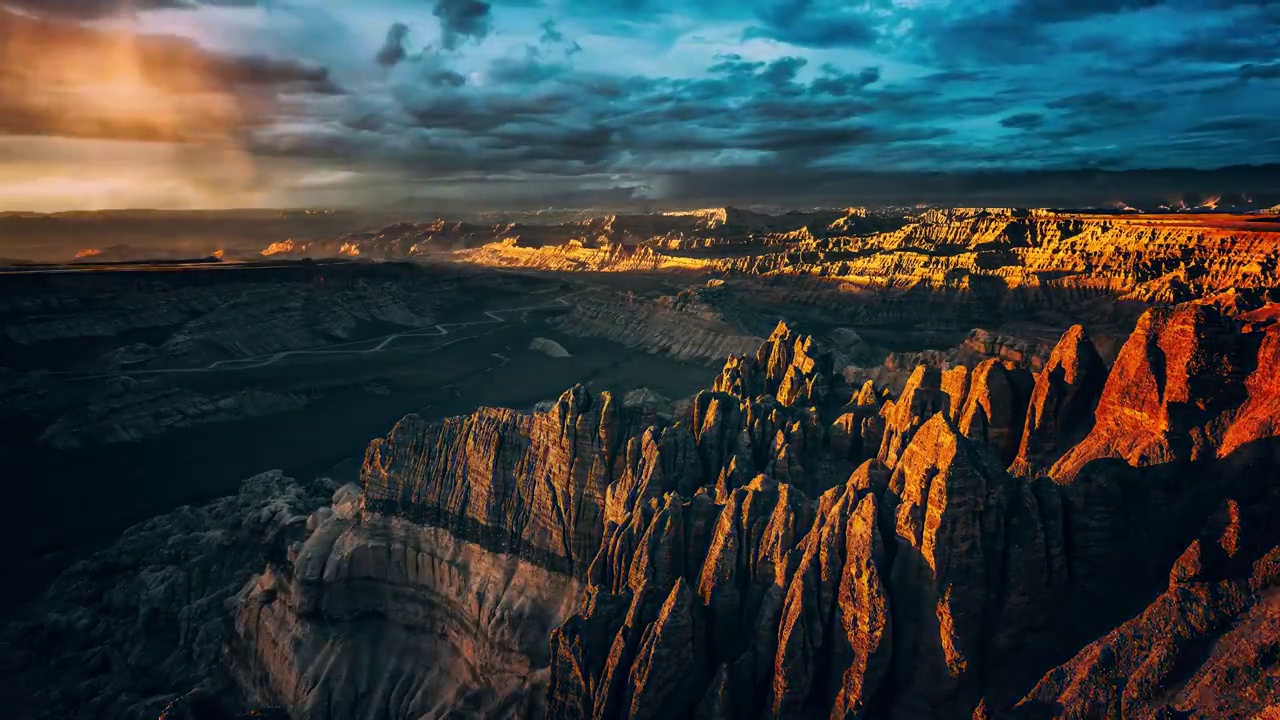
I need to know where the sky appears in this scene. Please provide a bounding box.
[0,0,1278,211]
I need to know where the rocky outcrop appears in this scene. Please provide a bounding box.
[714,321,837,410]
[883,414,1063,718]
[529,337,572,357]
[1050,304,1272,479]
[0,471,331,720]
[956,359,1033,467]
[877,365,949,467]
[548,292,763,365]
[1014,492,1280,719]
[230,495,584,720]
[772,469,891,719]
[1010,325,1107,476]
[38,379,311,449]
[360,385,626,576]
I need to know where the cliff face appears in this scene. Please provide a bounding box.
[435,211,1280,307]
[229,298,1280,719]
[230,508,584,720]
[547,291,763,365]
[1012,491,1280,720]
[360,384,624,577]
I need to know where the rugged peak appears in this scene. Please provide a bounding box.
[715,322,835,409]
[958,358,1033,467]
[1011,324,1108,476]
[878,365,950,467]
[855,379,880,407]
[1051,305,1260,480]
[768,319,798,343]
[624,578,700,719]
[1052,325,1105,385]
[884,410,1057,717]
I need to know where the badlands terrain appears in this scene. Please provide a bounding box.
[3,205,1280,719]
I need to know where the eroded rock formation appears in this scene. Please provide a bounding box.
[548,290,763,365]
[20,288,1280,720]
[211,302,1276,718]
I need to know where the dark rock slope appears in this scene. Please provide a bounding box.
[0,472,332,720]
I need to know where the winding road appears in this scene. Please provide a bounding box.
[60,291,585,379]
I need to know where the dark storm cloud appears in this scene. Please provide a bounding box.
[15,0,1271,210]
[376,23,410,67]
[742,2,880,48]
[433,0,492,50]
[708,54,766,78]
[488,50,569,84]
[1183,116,1269,134]
[250,46,957,194]
[743,0,883,48]
[1044,92,1162,119]
[245,0,1275,210]
[539,19,582,55]
[1006,0,1162,23]
[915,0,1278,69]
[811,65,880,96]
[199,54,341,93]
[760,56,807,86]
[634,164,1280,213]
[1241,62,1280,81]
[1000,113,1045,129]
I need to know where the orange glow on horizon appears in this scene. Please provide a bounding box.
[0,7,263,209]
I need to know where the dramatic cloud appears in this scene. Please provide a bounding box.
[0,0,1277,210]
[432,0,491,50]
[539,20,581,57]
[1241,62,1280,81]
[1,0,259,19]
[1000,113,1045,130]
[1007,0,1163,23]
[0,8,337,142]
[743,1,882,49]
[376,23,410,68]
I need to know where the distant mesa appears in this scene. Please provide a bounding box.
[261,240,298,256]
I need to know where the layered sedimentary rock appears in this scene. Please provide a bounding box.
[360,384,624,576]
[214,301,1280,719]
[434,209,1280,310]
[548,290,763,365]
[455,239,714,273]
[231,501,584,719]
